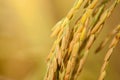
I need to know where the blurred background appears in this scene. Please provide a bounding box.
[0,0,120,80]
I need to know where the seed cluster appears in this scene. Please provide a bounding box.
[45,0,120,80]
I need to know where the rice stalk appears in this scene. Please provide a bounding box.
[98,25,120,80]
[95,25,120,53]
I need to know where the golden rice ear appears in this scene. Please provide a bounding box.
[118,32,120,37]
[51,19,64,37]
[45,0,120,80]
[51,19,64,31]
[73,1,115,79]
[98,25,120,80]
[117,0,120,3]
[73,0,84,10]
[51,18,70,39]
